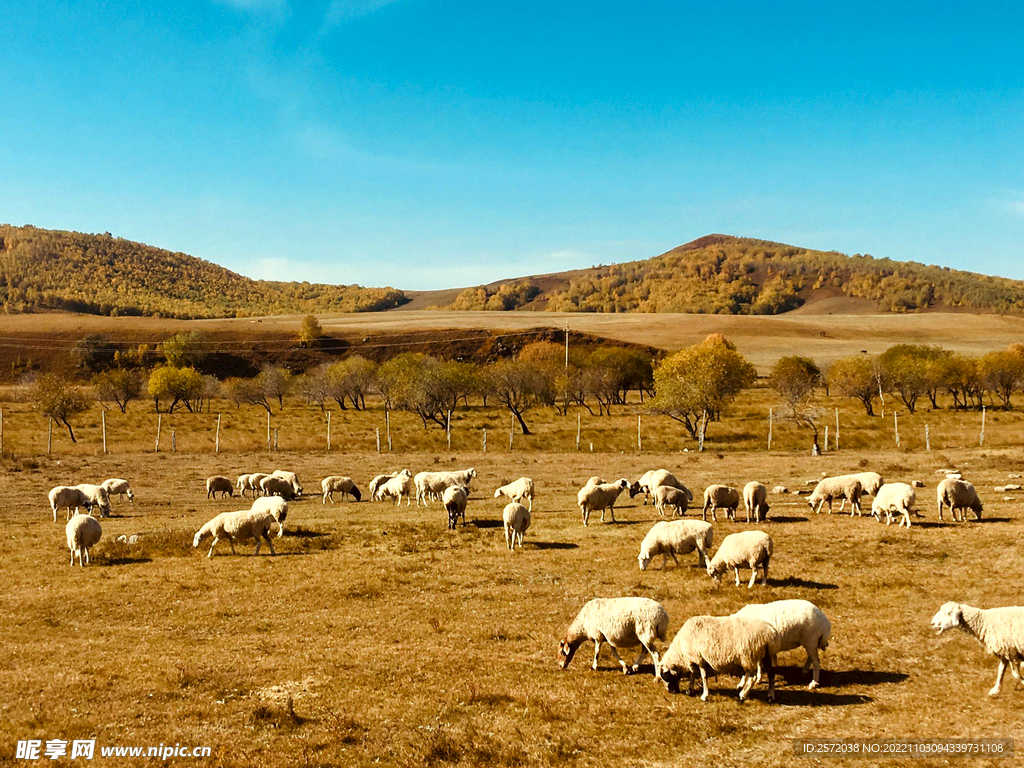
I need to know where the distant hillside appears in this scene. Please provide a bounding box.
[426,235,1024,315]
[0,225,407,319]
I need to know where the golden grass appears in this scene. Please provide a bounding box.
[3,439,1024,766]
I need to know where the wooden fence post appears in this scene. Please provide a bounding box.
[925,424,931,451]
[0,407,4,455]
[376,427,381,454]
[637,414,642,452]
[824,425,829,453]
[482,428,487,453]
[894,412,900,448]
[446,410,452,452]
[980,406,986,446]
[698,410,707,452]
[509,413,514,451]
[576,412,581,452]
[835,408,840,451]
[102,410,107,454]
[327,411,331,452]
[767,407,772,451]
[273,428,278,452]
[47,417,52,456]
[386,409,392,451]
[215,413,221,454]
[155,413,161,453]
[267,411,271,451]
[172,429,177,453]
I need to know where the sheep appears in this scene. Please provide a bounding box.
[321,476,362,504]
[250,496,288,537]
[271,470,303,497]
[99,478,134,504]
[415,468,477,506]
[206,475,235,500]
[557,597,669,678]
[502,501,531,550]
[630,469,691,505]
[702,484,740,522]
[48,486,93,522]
[707,531,773,588]
[377,470,414,506]
[246,473,270,497]
[74,484,112,517]
[742,481,770,523]
[808,475,864,516]
[871,482,916,527]
[937,478,983,522]
[733,600,832,689]
[259,475,295,500]
[837,471,884,513]
[493,477,535,511]
[369,471,400,500]
[638,520,713,570]
[443,486,468,529]
[652,485,690,517]
[235,474,252,497]
[931,602,1024,696]
[659,614,780,702]
[66,513,102,567]
[577,479,630,526]
[192,509,277,557]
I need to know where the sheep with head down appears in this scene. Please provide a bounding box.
[192,509,277,558]
[558,597,669,678]
[707,531,773,588]
[638,520,713,570]
[936,478,983,522]
[66,514,102,567]
[493,477,534,511]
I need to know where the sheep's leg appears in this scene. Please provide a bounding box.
[669,551,680,568]
[605,645,629,674]
[687,667,696,696]
[265,533,276,556]
[937,502,944,521]
[84,547,90,565]
[761,560,769,586]
[607,504,616,523]
[764,653,776,702]
[702,502,710,521]
[734,567,741,587]
[738,670,756,701]
[504,526,512,550]
[69,548,75,566]
[631,645,648,674]
[805,645,821,689]
[253,537,261,556]
[699,665,710,702]
[207,537,219,558]
[660,553,669,570]
[839,498,847,513]
[990,659,1007,696]
[748,568,758,589]
[227,536,236,555]
[592,641,602,671]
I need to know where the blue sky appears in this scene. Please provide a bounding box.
[1,1,1022,290]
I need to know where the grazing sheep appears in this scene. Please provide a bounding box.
[415,468,477,506]
[235,474,251,497]
[493,477,535,511]
[702,484,740,522]
[733,600,832,689]
[638,520,713,570]
[369,471,400,500]
[707,531,773,588]
[937,478,983,522]
[48,486,93,522]
[66,513,102,567]
[271,470,303,497]
[377,470,414,506]
[259,475,295,500]
[321,476,362,504]
[192,509,277,557]
[771,485,788,495]
[630,469,691,505]
[931,602,1024,696]
[743,482,770,523]
[99,478,134,504]
[250,496,288,537]
[653,485,690,517]
[246,473,270,497]
[872,482,916,527]
[557,597,669,678]
[206,475,235,500]
[577,479,630,526]
[659,614,780,702]
[74,484,111,518]
[809,475,864,516]
[502,501,531,549]
[443,486,468,529]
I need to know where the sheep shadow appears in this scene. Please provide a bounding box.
[530,541,579,551]
[766,516,809,524]
[820,669,909,688]
[470,519,504,529]
[982,517,1012,523]
[777,690,873,707]
[284,528,329,538]
[100,556,153,566]
[768,576,838,590]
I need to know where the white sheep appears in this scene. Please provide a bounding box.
[66,513,102,566]
[659,614,780,702]
[415,468,477,506]
[206,475,235,499]
[250,496,288,538]
[48,486,93,522]
[493,477,535,511]
[557,597,669,678]
[808,475,864,516]
[192,509,277,557]
[630,469,691,505]
[369,471,400,500]
[246,473,270,497]
[707,530,773,588]
[937,478,983,522]
[932,601,1024,696]
[638,520,713,570]
[702,484,740,522]
[653,485,690,517]
[377,470,414,506]
[259,475,295,500]
[235,473,252,497]
[502,501,531,549]
[577,479,630,526]
[99,478,134,504]
[443,486,468,529]
[271,470,303,497]
[321,476,362,504]
[872,482,916,527]
[742,481,770,523]
[74,484,112,517]
[733,600,832,689]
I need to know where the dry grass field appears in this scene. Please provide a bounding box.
[3,440,1024,766]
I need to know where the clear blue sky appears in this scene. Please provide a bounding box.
[1,1,1022,290]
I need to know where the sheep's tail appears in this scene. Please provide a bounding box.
[818,635,829,652]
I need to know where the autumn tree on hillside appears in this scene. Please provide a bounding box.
[298,315,323,347]
[328,356,378,410]
[94,369,143,413]
[486,359,554,435]
[979,348,1024,409]
[160,331,208,369]
[770,355,823,454]
[148,366,205,413]
[31,373,89,442]
[827,356,879,416]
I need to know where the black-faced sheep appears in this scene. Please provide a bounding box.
[321,476,362,504]
[206,476,235,499]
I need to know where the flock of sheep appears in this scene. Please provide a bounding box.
[44,461,1023,699]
